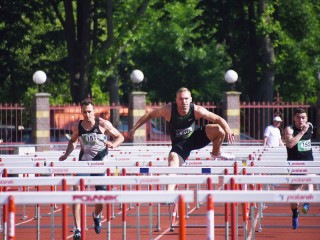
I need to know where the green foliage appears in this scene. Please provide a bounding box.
[128,0,231,102]
[0,1,69,104]
[274,0,320,103]
[1,0,320,106]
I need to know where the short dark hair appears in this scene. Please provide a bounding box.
[294,107,307,115]
[80,99,94,107]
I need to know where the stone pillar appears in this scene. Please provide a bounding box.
[223,91,241,142]
[32,93,51,151]
[128,91,147,143]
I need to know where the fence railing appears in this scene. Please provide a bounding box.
[0,99,316,146]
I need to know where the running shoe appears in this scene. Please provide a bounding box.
[292,215,299,230]
[210,152,235,160]
[92,212,102,234]
[73,229,81,240]
[302,203,310,214]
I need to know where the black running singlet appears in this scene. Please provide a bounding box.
[168,103,195,144]
[286,122,313,161]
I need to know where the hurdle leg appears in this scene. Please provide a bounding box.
[242,203,248,240]
[236,203,239,237]
[207,194,214,240]
[50,184,55,240]
[36,204,41,240]
[2,204,7,239]
[156,203,161,231]
[257,184,263,232]
[196,184,200,209]
[8,196,15,240]
[21,184,28,220]
[169,202,178,232]
[107,203,111,240]
[149,203,153,240]
[136,205,141,240]
[50,204,55,240]
[250,204,255,240]
[21,204,28,220]
[0,205,2,233]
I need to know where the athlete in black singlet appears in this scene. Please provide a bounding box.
[129,87,235,190]
[284,107,314,230]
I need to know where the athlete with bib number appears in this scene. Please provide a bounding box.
[284,107,314,230]
[59,99,124,240]
[129,87,235,190]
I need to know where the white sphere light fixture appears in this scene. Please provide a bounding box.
[224,69,238,84]
[33,70,47,85]
[130,69,144,84]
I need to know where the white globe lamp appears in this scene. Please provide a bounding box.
[224,69,238,84]
[130,69,144,91]
[130,69,144,84]
[224,69,238,90]
[33,70,47,85]
[33,70,47,92]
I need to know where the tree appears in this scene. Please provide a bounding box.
[1,0,320,106]
[197,0,320,103]
[48,0,154,104]
[274,0,320,103]
[128,0,231,102]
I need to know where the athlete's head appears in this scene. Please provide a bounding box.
[293,107,308,129]
[80,99,95,122]
[176,87,192,112]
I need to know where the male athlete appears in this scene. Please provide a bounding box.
[129,87,235,189]
[59,99,124,239]
[284,107,314,229]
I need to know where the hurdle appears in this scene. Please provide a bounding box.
[0,175,216,240]
[198,190,320,240]
[1,151,320,237]
[2,166,320,176]
[1,190,193,240]
[1,159,320,171]
[2,174,320,239]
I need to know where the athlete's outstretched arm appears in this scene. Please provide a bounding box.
[129,105,171,138]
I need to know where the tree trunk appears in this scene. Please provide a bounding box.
[107,76,120,128]
[63,0,91,103]
[256,0,275,102]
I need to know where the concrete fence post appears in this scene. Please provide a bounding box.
[223,91,241,142]
[32,93,51,151]
[128,91,147,143]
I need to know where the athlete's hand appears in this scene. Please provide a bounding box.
[128,129,136,139]
[59,155,67,161]
[226,133,235,144]
[301,124,309,134]
[105,141,114,149]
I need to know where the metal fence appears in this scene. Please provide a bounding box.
[0,97,316,145]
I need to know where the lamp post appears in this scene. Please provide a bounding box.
[32,70,50,151]
[33,70,47,92]
[223,69,241,142]
[128,69,147,143]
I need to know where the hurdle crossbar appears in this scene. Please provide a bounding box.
[0,175,220,187]
[0,190,194,204]
[1,160,320,168]
[1,166,320,175]
[198,190,320,203]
